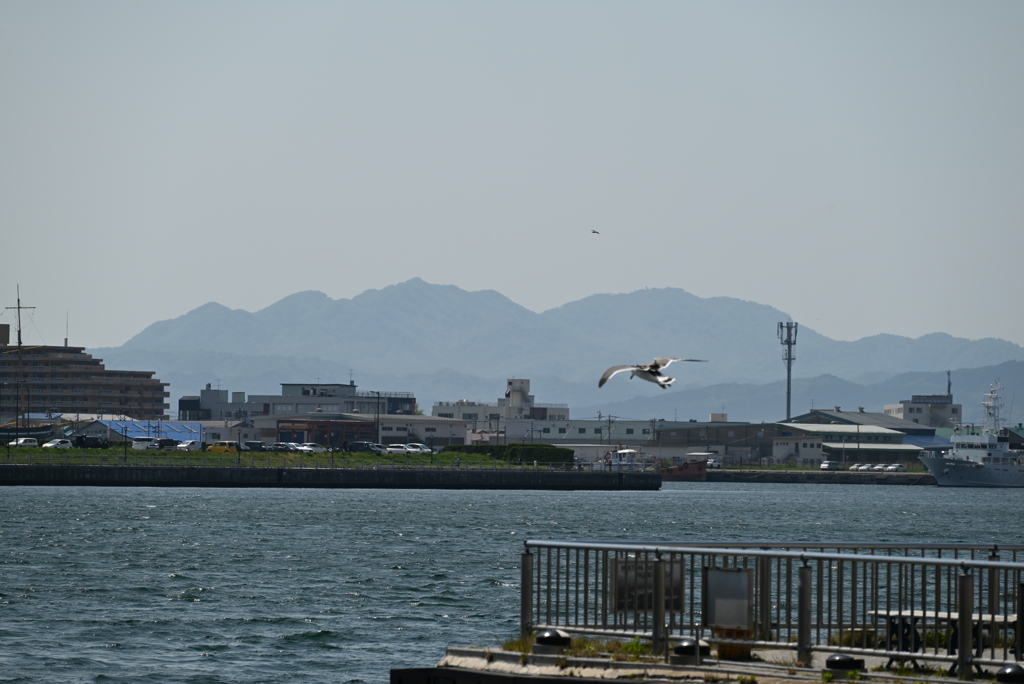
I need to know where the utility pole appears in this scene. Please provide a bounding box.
[778,321,798,420]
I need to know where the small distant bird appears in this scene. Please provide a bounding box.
[591,229,600,234]
[599,357,707,389]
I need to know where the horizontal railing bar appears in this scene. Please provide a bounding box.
[809,646,959,663]
[524,542,1024,571]
[531,625,655,639]
[526,539,1024,552]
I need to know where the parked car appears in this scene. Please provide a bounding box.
[706,459,721,469]
[132,437,159,450]
[848,463,863,471]
[243,441,267,452]
[406,443,431,454]
[870,464,886,472]
[885,463,906,472]
[856,464,872,471]
[176,440,201,451]
[74,435,109,449]
[42,438,73,449]
[288,443,313,453]
[819,460,840,471]
[148,438,180,451]
[301,443,327,453]
[7,437,39,447]
[268,442,296,452]
[349,441,383,453]
[385,444,411,454]
[207,441,240,453]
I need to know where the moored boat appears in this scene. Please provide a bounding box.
[919,383,1024,487]
[660,452,710,482]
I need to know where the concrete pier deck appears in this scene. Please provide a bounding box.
[392,646,951,684]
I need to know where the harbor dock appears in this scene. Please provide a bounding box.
[707,469,936,484]
[0,464,661,490]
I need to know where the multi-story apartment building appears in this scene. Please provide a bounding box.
[0,324,169,422]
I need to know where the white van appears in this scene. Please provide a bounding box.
[132,437,159,450]
[7,437,38,447]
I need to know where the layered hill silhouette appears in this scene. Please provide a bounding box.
[94,279,1024,421]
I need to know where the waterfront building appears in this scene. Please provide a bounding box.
[883,394,962,428]
[0,323,169,423]
[431,379,569,426]
[655,420,776,465]
[247,412,471,448]
[71,419,204,444]
[178,382,416,422]
[773,423,921,467]
[788,405,950,456]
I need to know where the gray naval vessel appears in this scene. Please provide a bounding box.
[919,383,1024,487]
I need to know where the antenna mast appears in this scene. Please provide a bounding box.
[778,321,798,420]
[5,286,35,431]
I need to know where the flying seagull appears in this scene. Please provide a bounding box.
[599,357,707,389]
[591,229,600,234]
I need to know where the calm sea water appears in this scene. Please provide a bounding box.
[1,483,1020,683]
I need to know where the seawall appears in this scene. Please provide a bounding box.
[0,465,662,490]
[706,469,936,485]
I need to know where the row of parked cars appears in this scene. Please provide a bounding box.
[203,441,328,453]
[819,460,906,472]
[6,436,436,454]
[7,437,75,448]
[349,442,433,454]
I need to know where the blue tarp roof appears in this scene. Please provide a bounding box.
[96,420,204,441]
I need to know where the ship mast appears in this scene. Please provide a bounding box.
[983,383,1003,436]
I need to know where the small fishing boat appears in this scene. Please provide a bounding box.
[660,452,711,482]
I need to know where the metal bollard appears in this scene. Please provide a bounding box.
[798,564,812,667]
[959,572,974,679]
[521,551,534,637]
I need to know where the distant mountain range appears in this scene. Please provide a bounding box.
[90,279,1024,423]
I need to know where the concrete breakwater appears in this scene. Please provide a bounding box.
[0,464,661,490]
[707,469,936,485]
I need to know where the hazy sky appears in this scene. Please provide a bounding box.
[3,2,1023,350]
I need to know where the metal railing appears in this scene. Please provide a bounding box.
[522,540,1024,677]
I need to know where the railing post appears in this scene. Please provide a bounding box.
[653,556,667,657]
[989,549,1000,617]
[798,563,812,667]
[758,555,772,640]
[958,571,974,679]
[521,549,534,637]
[1017,580,1023,661]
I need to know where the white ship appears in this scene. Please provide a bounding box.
[919,383,1024,487]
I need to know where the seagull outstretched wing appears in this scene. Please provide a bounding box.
[599,365,635,387]
[652,357,707,370]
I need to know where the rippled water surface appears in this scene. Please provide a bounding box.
[1,484,1019,683]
